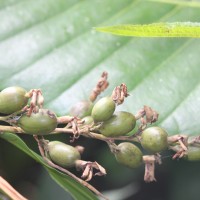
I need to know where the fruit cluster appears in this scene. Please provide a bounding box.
[0,72,200,199]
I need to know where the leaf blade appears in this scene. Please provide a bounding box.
[0,132,98,200]
[95,22,200,37]
[149,0,200,8]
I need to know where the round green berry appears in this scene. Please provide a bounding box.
[115,142,143,168]
[0,86,28,114]
[81,116,94,125]
[185,146,200,161]
[141,126,168,153]
[48,141,81,168]
[70,100,93,118]
[91,96,115,122]
[18,109,57,135]
[99,111,136,137]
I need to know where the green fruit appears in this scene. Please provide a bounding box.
[0,86,28,114]
[99,111,136,137]
[70,100,93,118]
[82,116,94,125]
[141,126,168,153]
[91,96,115,122]
[18,109,57,135]
[115,142,143,168]
[185,146,200,161]
[48,141,81,168]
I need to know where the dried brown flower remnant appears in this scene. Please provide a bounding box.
[90,71,109,102]
[135,105,159,130]
[75,160,106,182]
[168,135,188,159]
[111,83,129,105]
[25,89,44,116]
[143,155,156,182]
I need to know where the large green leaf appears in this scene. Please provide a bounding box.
[1,0,200,199]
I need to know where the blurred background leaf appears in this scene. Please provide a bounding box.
[1,0,200,200]
[149,0,200,7]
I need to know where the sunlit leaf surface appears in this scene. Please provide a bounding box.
[96,22,200,37]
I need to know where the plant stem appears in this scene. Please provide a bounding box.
[0,116,8,122]
[0,110,25,121]
[0,125,140,143]
[0,176,28,200]
[0,125,23,133]
[57,116,75,124]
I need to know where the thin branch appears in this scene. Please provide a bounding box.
[0,176,28,200]
[0,125,24,133]
[0,125,141,144]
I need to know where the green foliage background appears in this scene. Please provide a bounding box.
[1,0,200,200]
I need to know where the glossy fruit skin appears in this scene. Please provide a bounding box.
[99,111,136,137]
[186,146,200,161]
[0,86,28,114]
[91,96,115,122]
[48,141,81,168]
[141,126,168,153]
[70,100,93,118]
[18,109,57,135]
[115,142,143,168]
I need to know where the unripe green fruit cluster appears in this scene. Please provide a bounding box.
[70,96,137,138]
[4,83,199,181]
[90,96,136,137]
[0,86,58,135]
[141,126,168,153]
[185,146,200,161]
[115,142,143,168]
[115,127,169,169]
[18,109,57,135]
[70,100,93,118]
[48,141,81,168]
[171,144,200,161]
[0,86,28,114]
[92,96,115,122]
[99,111,136,137]
[81,116,94,125]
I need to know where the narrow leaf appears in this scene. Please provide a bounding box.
[149,0,200,7]
[95,22,200,37]
[0,132,98,200]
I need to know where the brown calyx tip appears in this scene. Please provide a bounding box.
[111,83,129,105]
[75,160,106,182]
[168,135,188,159]
[25,89,44,116]
[90,71,109,102]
